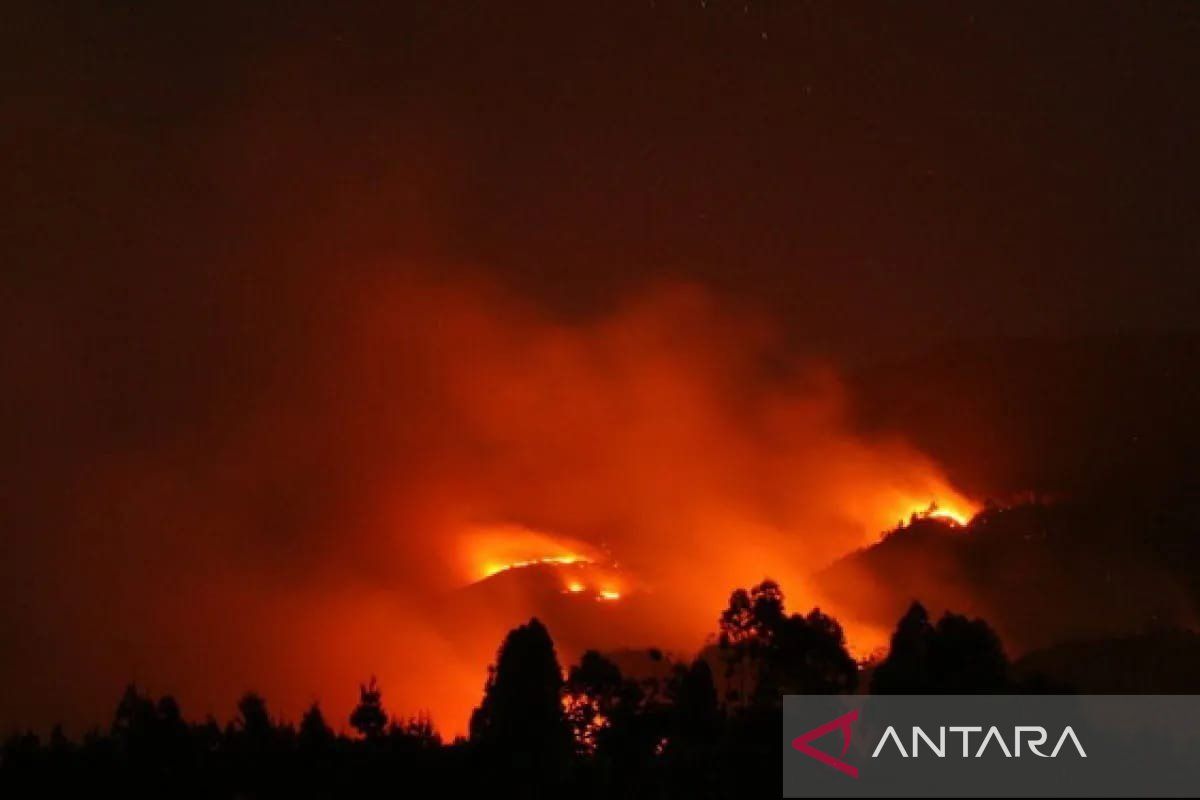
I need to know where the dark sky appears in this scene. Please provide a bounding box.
[7,0,1199,499]
[8,1,1200,347]
[3,1,1200,733]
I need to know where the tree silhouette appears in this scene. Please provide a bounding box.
[298,703,334,752]
[871,602,1010,692]
[719,580,784,647]
[349,677,388,741]
[718,580,858,707]
[469,617,571,784]
[564,650,625,753]
[235,693,274,745]
[930,612,1009,691]
[765,608,858,696]
[718,582,776,704]
[0,582,1036,796]
[869,601,934,693]
[718,587,754,646]
[112,684,158,750]
[388,712,441,751]
[228,689,282,796]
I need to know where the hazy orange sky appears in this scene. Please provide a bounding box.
[4,1,1200,738]
[0,267,980,737]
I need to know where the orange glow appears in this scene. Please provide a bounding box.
[564,691,610,753]
[904,499,978,528]
[926,506,972,526]
[44,278,984,741]
[481,554,592,579]
[459,524,606,584]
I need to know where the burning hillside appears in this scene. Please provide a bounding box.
[0,274,984,736]
[459,523,630,601]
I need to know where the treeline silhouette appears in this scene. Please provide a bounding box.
[1,581,1039,798]
[817,500,1200,652]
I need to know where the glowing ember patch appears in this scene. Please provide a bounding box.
[481,554,593,579]
[927,507,971,526]
[461,524,609,583]
[890,499,978,530]
[461,524,636,604]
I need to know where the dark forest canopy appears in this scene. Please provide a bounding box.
[0,578,1090,797]
[4,4,1200,795]
[817,499,1200,652]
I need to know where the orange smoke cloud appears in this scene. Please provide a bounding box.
[398,279,973,612]
[460,524,607,583]
[0,269,975,738]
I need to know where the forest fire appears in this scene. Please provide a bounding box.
[461,524,631,605]
[457,492,978,616]
[7,3,1200,795]
[0,272,989,744]
[461,524,608,584]
[905,500,977,527]
[926,506,972,526]
[565,579,623,603]
[481,555,594,579]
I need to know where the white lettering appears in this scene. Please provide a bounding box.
[1051,726,1087,757]
[866,723,1085,759]
[1015,726,1048,757]
[975,726,1013,757]
[871,726,909,758]
[949,726,982,757]
[912,726,945,757]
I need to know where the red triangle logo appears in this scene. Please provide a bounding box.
[791,708,860,779]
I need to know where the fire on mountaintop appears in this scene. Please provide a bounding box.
[912,501,975,527]
[461,495,978,612]
[1,276,990,741]
[463,524,630,603]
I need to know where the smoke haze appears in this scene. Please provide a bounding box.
[6,1,1200,738]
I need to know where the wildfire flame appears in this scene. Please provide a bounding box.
[461,523,630,602]
[562,570,626,603]
[481,554,593,579]
[460,524,607,583]
[926,507,970,525]
[906,500,976,527]
[460,494,977,612]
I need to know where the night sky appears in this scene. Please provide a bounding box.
[4,1,1200,733]
[10,2,1200,341]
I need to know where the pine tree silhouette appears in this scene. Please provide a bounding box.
[349,677,388,741]
[469,617,571,787]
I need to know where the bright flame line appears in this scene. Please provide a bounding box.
[926,508,970,526]
[481,555,594,579]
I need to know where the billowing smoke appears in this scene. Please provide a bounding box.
[1,264,973,736]
[5,0,1200,743]
[0,4,995,736]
